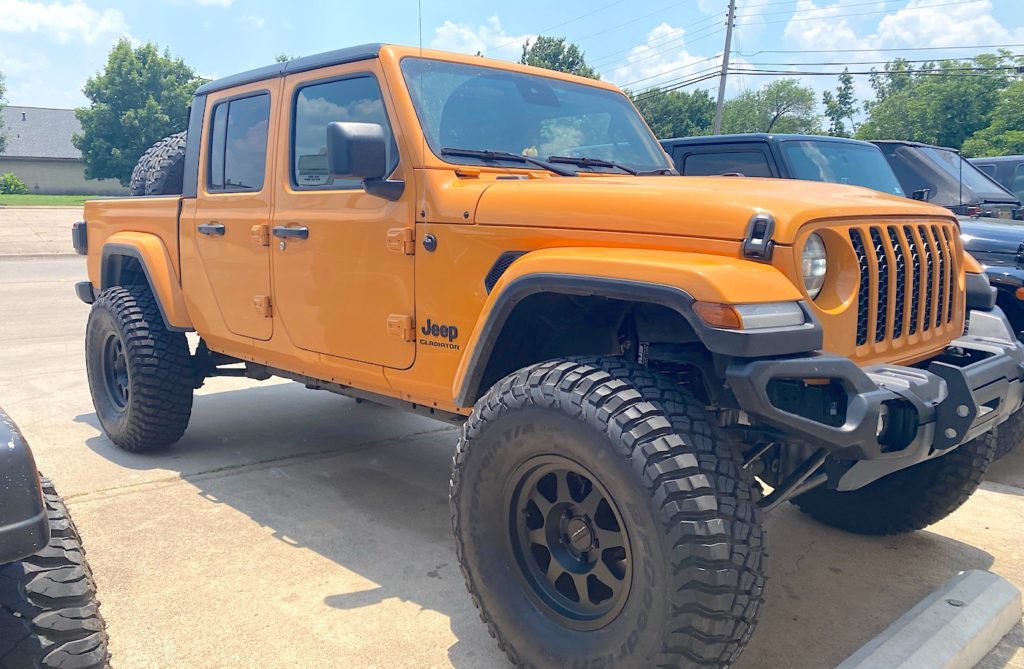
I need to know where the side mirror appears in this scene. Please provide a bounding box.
[326,122,388,180]
[911,188,932,202]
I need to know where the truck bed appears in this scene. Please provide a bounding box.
[82,195,183,288]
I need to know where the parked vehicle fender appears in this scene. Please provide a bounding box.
[100,232,193,332]
[452,247,814,406]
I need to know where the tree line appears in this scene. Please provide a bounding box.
[1,37,1021,188]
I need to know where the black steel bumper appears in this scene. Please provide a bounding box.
[727,308,1024,490]
[0,409,48,564]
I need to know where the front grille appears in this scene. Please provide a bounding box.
[847,223,958,347]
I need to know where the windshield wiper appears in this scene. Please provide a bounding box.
[440,147,577,176]
[547,155,638,175]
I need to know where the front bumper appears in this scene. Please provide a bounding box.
[0,409,49,564]
[727,308,1024,490]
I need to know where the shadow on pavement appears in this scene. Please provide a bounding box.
[78,380,1006,669]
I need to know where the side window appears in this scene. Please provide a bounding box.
[1012,164,1024,200]
[206,93,271,192]
[975,163,996,177]
[292,75,399,189]
[683,151,773,177]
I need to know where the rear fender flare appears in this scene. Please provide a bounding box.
[100,234,192,332]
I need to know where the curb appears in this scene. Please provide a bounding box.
[835,570,1022,669]
[0,253,79,260]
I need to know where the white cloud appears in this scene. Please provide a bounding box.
[606,22,721,92]
[242,14,265,29]
[0,0,127,44]
[430,16,534,62]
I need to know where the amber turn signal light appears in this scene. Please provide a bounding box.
[692,302,743,329]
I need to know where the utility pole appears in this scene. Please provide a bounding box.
[713,0,736,135]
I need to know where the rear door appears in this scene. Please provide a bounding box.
[270,60,416,369]
[192,80,278,340]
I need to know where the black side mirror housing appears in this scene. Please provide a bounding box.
[326,122,388,180]
[325,121,404,200]
[911,188,932,202]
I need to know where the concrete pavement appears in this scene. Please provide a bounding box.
[0,206,81,256]
[1,253,1021,668]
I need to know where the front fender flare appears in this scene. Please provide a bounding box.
[452,247,820,407]
[100,232,192,332]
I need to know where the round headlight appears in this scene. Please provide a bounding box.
[802,233,827,299]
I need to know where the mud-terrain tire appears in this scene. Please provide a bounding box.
[129,131,186,196]
[994,410,1024,459]
[794,432,996,535]
[0,477,109,668]
[451,357,765,669]
[85,285,194,452]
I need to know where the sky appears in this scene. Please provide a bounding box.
[2,0,1024,111]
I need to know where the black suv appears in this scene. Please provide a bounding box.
[0,409,108,668]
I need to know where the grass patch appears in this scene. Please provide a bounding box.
[0,194,117,207]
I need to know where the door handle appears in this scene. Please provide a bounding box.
[272,226,309,240]
[197,223,225,236]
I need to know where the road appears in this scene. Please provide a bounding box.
[1,253,1021,668]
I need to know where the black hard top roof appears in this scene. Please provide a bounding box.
[660,133,875,147]
[194,43,384,96]
[969,155,1024,163]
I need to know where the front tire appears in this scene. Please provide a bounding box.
[0,477,108,668]
[85,285,195,452]
[451,358,765,669]
[794,433,996,535]
[994,409,1024,459]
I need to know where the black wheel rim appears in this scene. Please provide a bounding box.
[101,333,130,411]
[506,455,632,631]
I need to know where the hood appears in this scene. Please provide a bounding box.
[472,176,954,244]
[959,219,1024,256]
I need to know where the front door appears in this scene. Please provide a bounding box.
[270,61,415,369]
[193,81,278,340]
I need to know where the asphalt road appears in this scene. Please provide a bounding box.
[1,253,1021,669]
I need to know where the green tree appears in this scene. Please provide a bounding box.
[0,70,8,155]
[274,53,292,63]
[822,68,857,137]
[857,53,1017,149]
[962,79,1024,156]
[629,87,714,139]
[721,79,821,134]
[520,36,599,79]
[73,39,205,186]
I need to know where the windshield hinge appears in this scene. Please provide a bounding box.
[387,227,416,255]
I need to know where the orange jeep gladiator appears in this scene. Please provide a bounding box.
[73,44,1024,669]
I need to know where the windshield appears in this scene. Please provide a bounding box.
[919,146,1014,201]
[400,57,671,174]
[781,140,904,196]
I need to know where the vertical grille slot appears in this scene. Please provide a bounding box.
[887,226,907,339]
[941,226,956,322]
[919,225,935,331]
[850,228,870,346]
[904,225,921,336]
[870,227,889,342]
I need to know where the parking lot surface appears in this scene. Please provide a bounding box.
[1,208,1021,668]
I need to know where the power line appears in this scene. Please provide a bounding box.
[616,54,722,88]
[593,25,726,73]
[744,55,1023,66]
[714,0,737,134]
[746,0,986,26]
[587,15,722,68]
[480,0,630,55]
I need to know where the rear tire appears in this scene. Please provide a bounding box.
[794,433,996,535]
[0,477,108,669]
[451,358,765,668]
[85,285,194,452]
[129,131,186,196]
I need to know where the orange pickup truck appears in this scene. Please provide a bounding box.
[72,44,1024,669]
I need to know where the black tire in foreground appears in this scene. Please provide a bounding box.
[794,432,996,535]
[129,131,186,197]
[85,285,194,452]
[0,477,108,669]
[994,409,1024,459]
[451,357,765,669]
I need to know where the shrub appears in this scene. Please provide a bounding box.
[0,172,30,194]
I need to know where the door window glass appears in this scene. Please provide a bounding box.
[207,93,270,192]
[292,75,398,189]
[683,151,772,177]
